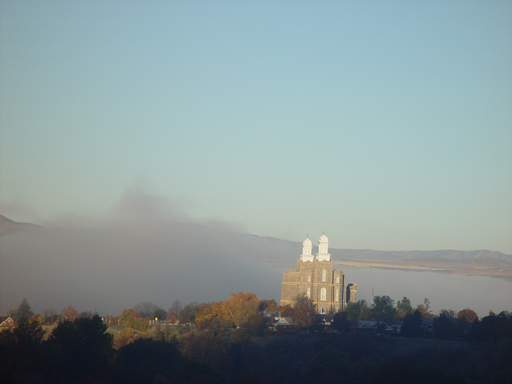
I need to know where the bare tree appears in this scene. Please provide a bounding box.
[167,300,182,323]
[43,308,57,324]
[60,305,79,321]
[133,302,159,318]
[291,294,317,326]
[79,310,97,319]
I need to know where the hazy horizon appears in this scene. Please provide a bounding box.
[1,194,511,318]
[1,1,511,254]
[1,2,511,319]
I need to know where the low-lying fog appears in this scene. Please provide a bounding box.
[1,191,510,317]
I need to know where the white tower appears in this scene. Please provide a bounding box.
[316,233,331,262]
[300,236,314,262]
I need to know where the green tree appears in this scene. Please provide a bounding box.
[152,307,167,321]
[401,310,423,337]
[114,339,183,383]
[370,295,396,324]
[0,319,46,382]
[332,311,352,332]
[45,315,114,381]
[345,300,369,321]
[240,313,267,337]
[15,298,34,322]
[301,346,351,382]
[396,297,413,319]
[434,312,456,340]
[179,302,200,324]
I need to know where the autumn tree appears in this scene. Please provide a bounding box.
[291,294,317,327]
[195,302,215,327]
[29,314,45,324]
[118,309,149,332]
[458,308,478,323]
[79,310,98,318]
[115,328,141,348]
[415,298,433,318]
[43,308,57,324]
[15,298,34,322]
[60,305,79,321]
[258,299,278,312]
[167,300,182,323]
[278,304,293,317]
[225,292,260,326]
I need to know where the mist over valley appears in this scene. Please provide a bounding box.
[1,211,510,317]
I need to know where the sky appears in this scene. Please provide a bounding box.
[1,1,511,253]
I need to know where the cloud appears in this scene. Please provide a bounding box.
[0,182,282,315]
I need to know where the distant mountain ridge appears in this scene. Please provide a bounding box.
[329,248,512,264]
[1,213,511,314]
[1,214,510,264]
[0,214,41,235]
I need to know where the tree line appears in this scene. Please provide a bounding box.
[2,294,511,383]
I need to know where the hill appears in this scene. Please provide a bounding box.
[1,214,511,315]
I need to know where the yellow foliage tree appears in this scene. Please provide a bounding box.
[59,305,79,321]
[225,292,260,326]
[457,308,478,323]
[195,292,260,328]
[29,314,45,324]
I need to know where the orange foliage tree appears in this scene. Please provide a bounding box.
[415,298,433,319]
[60,305,79,321]
[458,308,478,323]
[195,292,260,328]
[225,292,260,326]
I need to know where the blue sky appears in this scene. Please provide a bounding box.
[1,1,511,253]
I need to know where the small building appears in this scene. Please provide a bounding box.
[316,314,334,330]
[353,320,388,334]
[0,316,14,327]
[263,311,295,330]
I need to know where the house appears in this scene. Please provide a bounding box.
[422,318,434,337]
[263,311,295,330]
[0,316,14,327]
[353,320,388,334]
[315,314,334,330]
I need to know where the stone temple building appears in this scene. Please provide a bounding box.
[280,233,357,314]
